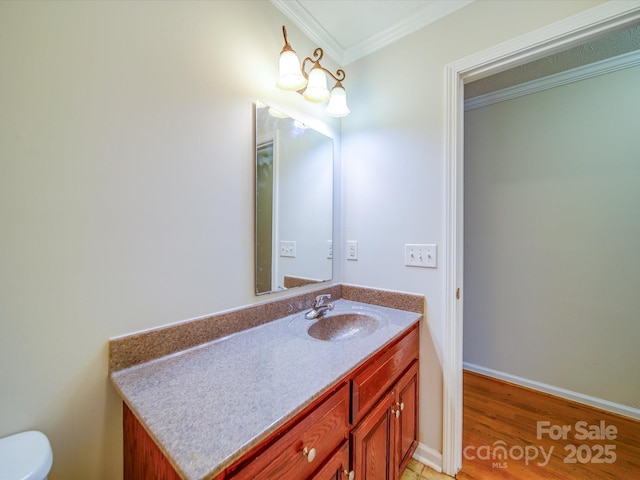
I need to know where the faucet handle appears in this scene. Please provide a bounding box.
[314,294,332,307]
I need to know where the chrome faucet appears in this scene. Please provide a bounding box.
[305,294,334,319]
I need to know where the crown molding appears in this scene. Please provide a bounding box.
[342,0,475,65]
[271,0,344,64]
[271,0,474,66]
[465,48,640,111]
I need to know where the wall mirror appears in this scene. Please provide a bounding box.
[255,101,333,295]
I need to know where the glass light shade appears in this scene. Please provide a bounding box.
[303,67,330,103]
[277,50,307,91]
[326,85,350,117]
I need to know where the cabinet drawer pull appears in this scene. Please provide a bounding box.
[302,446,316,462]
[343,470,355,480]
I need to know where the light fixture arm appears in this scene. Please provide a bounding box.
[280,25,294,53]
[277,25,350,116]
[303,59,346,84]
[301,48,324,78]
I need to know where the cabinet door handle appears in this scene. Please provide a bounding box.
[343,470,355,480]
[302,446,316,462]
[391,408,400,418]
[397,401,405,411]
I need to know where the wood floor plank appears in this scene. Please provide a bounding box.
[458,370,640,479]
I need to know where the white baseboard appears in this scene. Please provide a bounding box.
[413,442,443,473]
[463,362,640,421]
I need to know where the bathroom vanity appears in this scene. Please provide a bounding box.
[109,286,422,480]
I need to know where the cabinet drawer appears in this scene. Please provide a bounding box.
[308,441,350,480]
[229,383,350,480]
[351,325,418,424]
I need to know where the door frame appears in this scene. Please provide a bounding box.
[441,2,640,475]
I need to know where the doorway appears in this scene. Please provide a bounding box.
[441,3,640,476]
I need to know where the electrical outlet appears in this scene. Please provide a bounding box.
[280,240,296,258]
[405,244,437,268]
[347,240,358,260]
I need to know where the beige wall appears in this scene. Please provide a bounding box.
[464,64,640,409]
[341,0,604,459]
[0,2,339,478]
[0,0,607,477]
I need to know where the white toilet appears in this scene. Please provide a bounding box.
[0,431,53,480]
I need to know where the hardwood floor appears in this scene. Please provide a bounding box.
[457,370,640,479]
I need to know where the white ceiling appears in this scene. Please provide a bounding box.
[271,0,474,65]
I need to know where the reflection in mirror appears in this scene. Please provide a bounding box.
[255,101,333,295]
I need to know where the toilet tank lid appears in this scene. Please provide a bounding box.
[0,431,53,479]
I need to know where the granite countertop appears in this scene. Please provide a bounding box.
[110,299,421,480]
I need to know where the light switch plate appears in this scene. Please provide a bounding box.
[405,244,437,268]
[347,240,358,260]
[280,240,296,258]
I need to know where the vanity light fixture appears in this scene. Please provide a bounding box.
[276,26,350,118]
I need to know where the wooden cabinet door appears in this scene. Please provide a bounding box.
[394,362,419,478]
[309,441,351,480]
[351,390,395,480]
